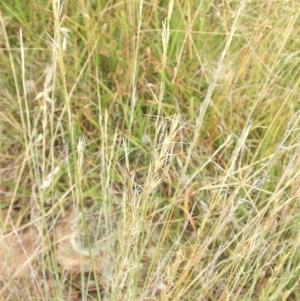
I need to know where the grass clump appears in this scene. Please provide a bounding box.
[1,0,300,300]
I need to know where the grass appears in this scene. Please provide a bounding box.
[1,0,300,300]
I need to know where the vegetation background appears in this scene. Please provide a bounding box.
[1,0,300,300]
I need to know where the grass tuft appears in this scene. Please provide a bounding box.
[1,0,300,300]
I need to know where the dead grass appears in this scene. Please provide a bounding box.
[1,0,300,300]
